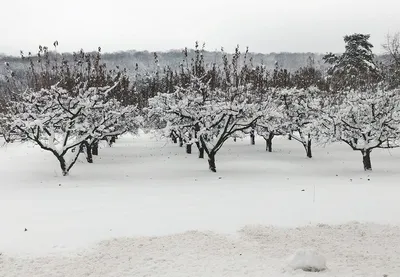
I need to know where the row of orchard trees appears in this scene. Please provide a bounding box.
[147,34,400,172]
[1,33,400,175]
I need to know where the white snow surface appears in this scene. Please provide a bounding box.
[1,133,400,276]
[286,248,327,272]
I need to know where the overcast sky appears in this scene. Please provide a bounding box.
[1,0,399,56]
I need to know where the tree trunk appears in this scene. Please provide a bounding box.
[362,149,372,171]
[110,136,116,146]
[170,132,177,143]
[266,132,274,152]
[86,146,93,163]
[199,147,204,159]
[81,141,93,163]
[92,141,99,156]
[208,153,217,172]
[195,142,204,159]
[306,138,312,158]
[186,143,192,154]
[266,139,272,152]
[57,156,68,176]
[179,137,183,147]
[250,130,255,145]
[58,146,82,176]
[288,134,292,140]
[65,145,84,175]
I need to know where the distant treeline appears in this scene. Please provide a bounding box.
[0,49,327,77]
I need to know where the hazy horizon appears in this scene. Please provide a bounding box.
[1,0,399,56]
[0,47,335,58]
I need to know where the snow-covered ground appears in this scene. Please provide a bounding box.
[1,134,400,276]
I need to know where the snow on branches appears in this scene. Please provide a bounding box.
[255,88,285,152]
[5,81,139,175]
[321,88,400,170]
[278,87,324,158]
[148,74,274,172]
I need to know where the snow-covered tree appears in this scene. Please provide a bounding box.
[320,88,400,171]
[0,114,14,143]
[1,44,142,165]
[279,87,322,158]
[0,114,8,142]
[148,76,273,172]
[147,43,215,158]
[79,96,140,163]
[147,74,209,158]
[255,89,285,152]
[4,80,138,175]
[148,45,279,172]
[197,85,267,172]
[323,33,381,91]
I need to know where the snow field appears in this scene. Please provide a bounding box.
[2,223,400,276]
[1,134,400,276]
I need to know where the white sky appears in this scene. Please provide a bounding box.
[1,0,399,55]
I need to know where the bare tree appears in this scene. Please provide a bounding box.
[383,32,400,89]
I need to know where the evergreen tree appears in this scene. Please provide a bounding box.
[323,33,381,91]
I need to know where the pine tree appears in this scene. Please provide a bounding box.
[323,33,381,91]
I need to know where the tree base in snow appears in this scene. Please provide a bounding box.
[208,157,216,172]
[186,144,192,154]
